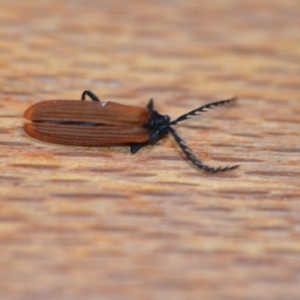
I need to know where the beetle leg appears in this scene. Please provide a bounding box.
[146,99,154,112]
[81,90,101,102]
[130,143,144,154]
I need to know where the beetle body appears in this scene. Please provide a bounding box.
[23,90,239,172]
[24,100,152,147]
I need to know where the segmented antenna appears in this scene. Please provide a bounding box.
[170,97,236,125]
[169,127,239,172]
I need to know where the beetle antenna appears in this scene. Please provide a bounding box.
[170,97,236,125]
[169,127,239,172]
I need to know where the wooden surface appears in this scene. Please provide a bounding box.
[0,0,300,299]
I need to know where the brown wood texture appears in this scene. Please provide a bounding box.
[0,0,299,299]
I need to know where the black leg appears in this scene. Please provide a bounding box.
[147,99,154,112]
[81,90,100,102]
[130,143,144,154]
[169,127,239,173]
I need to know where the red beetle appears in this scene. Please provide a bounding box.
[24,90,238,172]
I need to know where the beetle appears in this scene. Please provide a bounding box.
[23,90,239,172]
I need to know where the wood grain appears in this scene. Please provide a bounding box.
[0,0,299,299]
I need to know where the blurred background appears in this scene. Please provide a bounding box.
[0,0,299,299]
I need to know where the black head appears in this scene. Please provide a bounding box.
[145,110,170,142]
